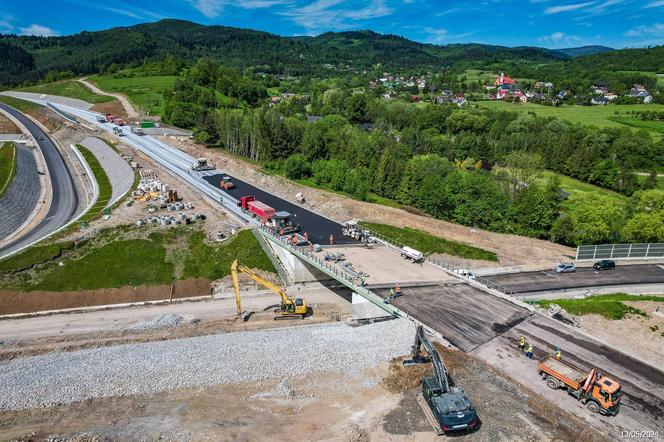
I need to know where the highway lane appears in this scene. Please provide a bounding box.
[203,174,352,245]
[484,264,664,294]
[46,102,355,245]
[0,103,78,258]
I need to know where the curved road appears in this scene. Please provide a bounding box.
[0,103,78,259]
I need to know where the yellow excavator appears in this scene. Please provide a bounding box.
[231,260,310,320]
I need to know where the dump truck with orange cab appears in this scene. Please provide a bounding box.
[538,355,621,415]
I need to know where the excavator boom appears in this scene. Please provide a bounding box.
[230,259,309,319]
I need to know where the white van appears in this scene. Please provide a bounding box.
[400,246,424,263]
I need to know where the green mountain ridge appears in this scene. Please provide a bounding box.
[0,19,660,87]
[0,19,567,85]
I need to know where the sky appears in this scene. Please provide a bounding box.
[0,0,662,48]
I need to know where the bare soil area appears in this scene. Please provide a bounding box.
[161,136,574,268]
[0,113,18,134]
[91,100,128,122]
[59,133,236,244]
[0,333,606,441]
[579,300,664,368]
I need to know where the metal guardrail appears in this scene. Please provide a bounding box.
[46,103,77,123]
[256,226,401,316]
[576,243,664,261]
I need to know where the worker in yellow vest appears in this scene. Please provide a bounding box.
[526,345,534,359]
[518,336,526,351]
[554,348,561,360]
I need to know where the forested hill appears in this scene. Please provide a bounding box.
[555,45,614,57]
[0,19,568,85]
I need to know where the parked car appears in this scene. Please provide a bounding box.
[554,263,576,273]
[593,260,616,270]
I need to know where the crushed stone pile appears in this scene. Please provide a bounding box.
[127,313,184,332]
[0,319,415,411]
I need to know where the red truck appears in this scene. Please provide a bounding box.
[238,196,276,220]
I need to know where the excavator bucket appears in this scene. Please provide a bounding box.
[403,355,431,366]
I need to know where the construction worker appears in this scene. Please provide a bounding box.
[329,234,335,246]
[303,231,309,242]
[395,283,401,295]
[389,288,394,299]
[554,348,561,360]
[526,344,534,359]
[360,276,366,287]
[518,336,526,351]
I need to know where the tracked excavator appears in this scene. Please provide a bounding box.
[231,260,310,320]
[404,325,478,434]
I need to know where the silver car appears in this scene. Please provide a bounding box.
[554,263,576,273]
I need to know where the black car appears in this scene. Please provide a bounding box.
[593,260,615,270]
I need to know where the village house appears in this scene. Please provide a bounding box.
[592,81,608,94]
[591,96,609,105]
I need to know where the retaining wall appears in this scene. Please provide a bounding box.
[0,278,211,315]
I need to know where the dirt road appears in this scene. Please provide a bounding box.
[0,287,350,344]
[78,78,138,118]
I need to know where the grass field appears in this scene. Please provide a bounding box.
[18,80,114,104]
[538,170,629,207]
[0,142,17,198]
[609,116,664,135]
[0,95,39,113]
[476,101,664,134]
[0,241,76,274]
[359,222,498,261]
[77,144,113,223]
[536,293,664,320]
[635,173,664,190]
[0,227,274,291]
[88,74,177,116]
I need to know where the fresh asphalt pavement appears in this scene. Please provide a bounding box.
[0,103,78,258]
[203,173,354,246]
[484,264,664,294]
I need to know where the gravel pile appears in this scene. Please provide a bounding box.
[0,319,415,411]
[127,313,184,332]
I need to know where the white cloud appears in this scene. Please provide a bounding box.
[644,0,664,6]
[423,27,473,44]
[281,0,393,33]
[191,0,292,18]
[19,24,58,36]
[545,1,595,14]
[625,22,664,36]
[538,31,582,45]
